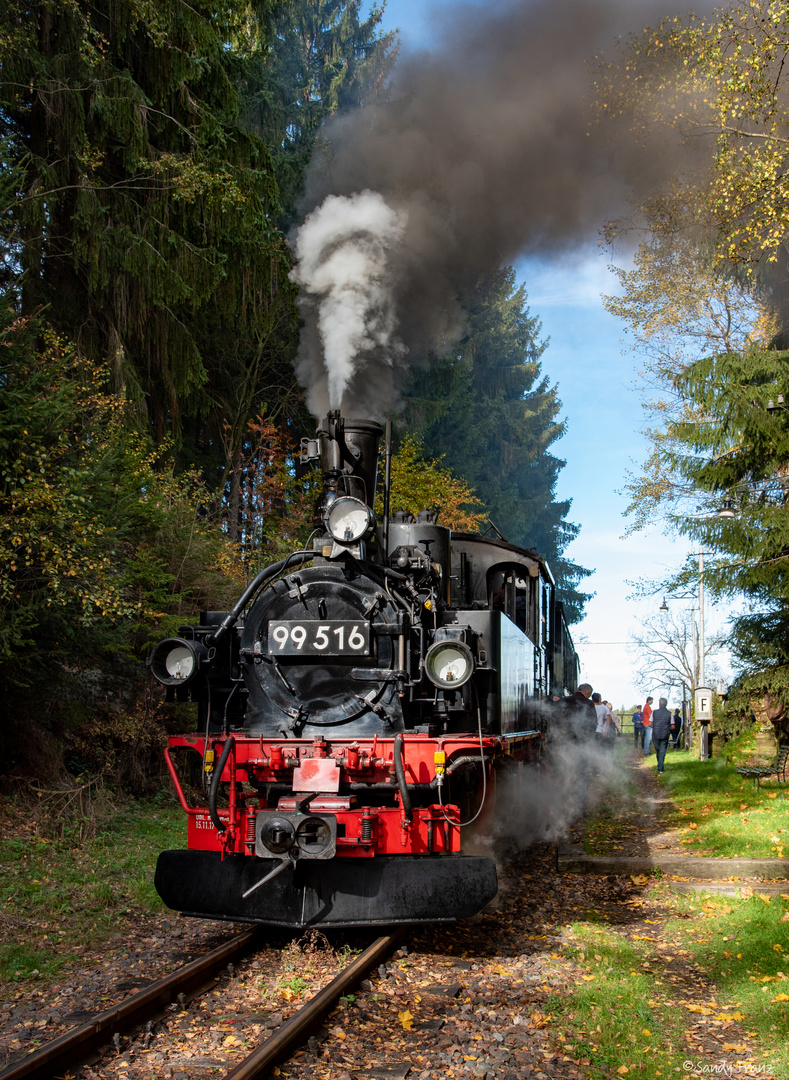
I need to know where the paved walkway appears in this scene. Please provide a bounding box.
[558,747,789,895]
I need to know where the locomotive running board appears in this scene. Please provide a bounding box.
[155,850,498,928]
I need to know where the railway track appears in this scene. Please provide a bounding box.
[0,929,405,1080]
[222,930,405,1080]
[1,841,644,1080]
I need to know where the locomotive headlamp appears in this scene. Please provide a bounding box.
[325,496,374,544]
[425,639,474,689]
[148,637,208,687]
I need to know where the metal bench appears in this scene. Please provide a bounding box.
[735,743,789,790]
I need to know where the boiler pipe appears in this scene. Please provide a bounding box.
[208,737,235,834]
[383,419,392,556]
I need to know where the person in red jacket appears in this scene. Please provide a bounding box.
[641,696,654,755]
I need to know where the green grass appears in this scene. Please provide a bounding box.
[585,750,789,858]
[563,749,789,1075]
[0,793,184,985]
[547,923,689,1078]
[548,883,789,1079]
[660,753,789,857]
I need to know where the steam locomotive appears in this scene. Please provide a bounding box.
[150,414,579,928]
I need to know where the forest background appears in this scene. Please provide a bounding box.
[5,0,789,791]
[0,0,591,789]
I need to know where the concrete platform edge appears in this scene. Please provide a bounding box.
[556,847,789,881]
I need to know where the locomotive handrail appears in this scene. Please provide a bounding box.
[163,746,201,816]
[208,550,315,644]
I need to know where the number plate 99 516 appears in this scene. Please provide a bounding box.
[267,620,370,656]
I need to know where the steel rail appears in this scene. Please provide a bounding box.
[223,928,406,1080]
[0,929,261,1080]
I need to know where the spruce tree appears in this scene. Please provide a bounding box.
[242,0,397,229]
[403,267,592,622]
[1,0,288,440]
[650,348,789,702]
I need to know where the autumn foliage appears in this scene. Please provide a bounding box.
[380,435,486,533]
[0,313,244,677]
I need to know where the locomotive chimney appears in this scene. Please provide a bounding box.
[302,412,383,523]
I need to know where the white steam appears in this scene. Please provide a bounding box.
[290,191,408,416]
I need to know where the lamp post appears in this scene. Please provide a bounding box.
[657,595,692,751]
[659,551,709,754]
[698,551,705,690]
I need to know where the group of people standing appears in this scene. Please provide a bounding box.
[632,697,683,773]
[553,683,622,749]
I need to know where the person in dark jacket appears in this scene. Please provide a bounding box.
[671,708,682,749]
[651,697,673,774]
[556,683,597,741]
[552,683,597,816]
[632,708,644,749]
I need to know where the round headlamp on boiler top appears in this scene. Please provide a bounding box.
[324,496,375,544]
[148,637,209,687]
[424,639,474,689]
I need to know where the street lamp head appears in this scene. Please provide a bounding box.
[718,498,736,519]
[659,598,669,614]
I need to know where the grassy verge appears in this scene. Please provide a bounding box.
[547,881,789,1079]
[0,793,184,986]
[585,750,789,858]
[660,754,789,858]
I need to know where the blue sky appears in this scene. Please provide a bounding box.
[369,0,727,708]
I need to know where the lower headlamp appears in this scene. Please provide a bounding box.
[425,639,474,689]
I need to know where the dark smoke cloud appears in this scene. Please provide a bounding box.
[291,0,699,419]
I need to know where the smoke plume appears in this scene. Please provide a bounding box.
[290,0,692,419]
[290,192,408,413]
